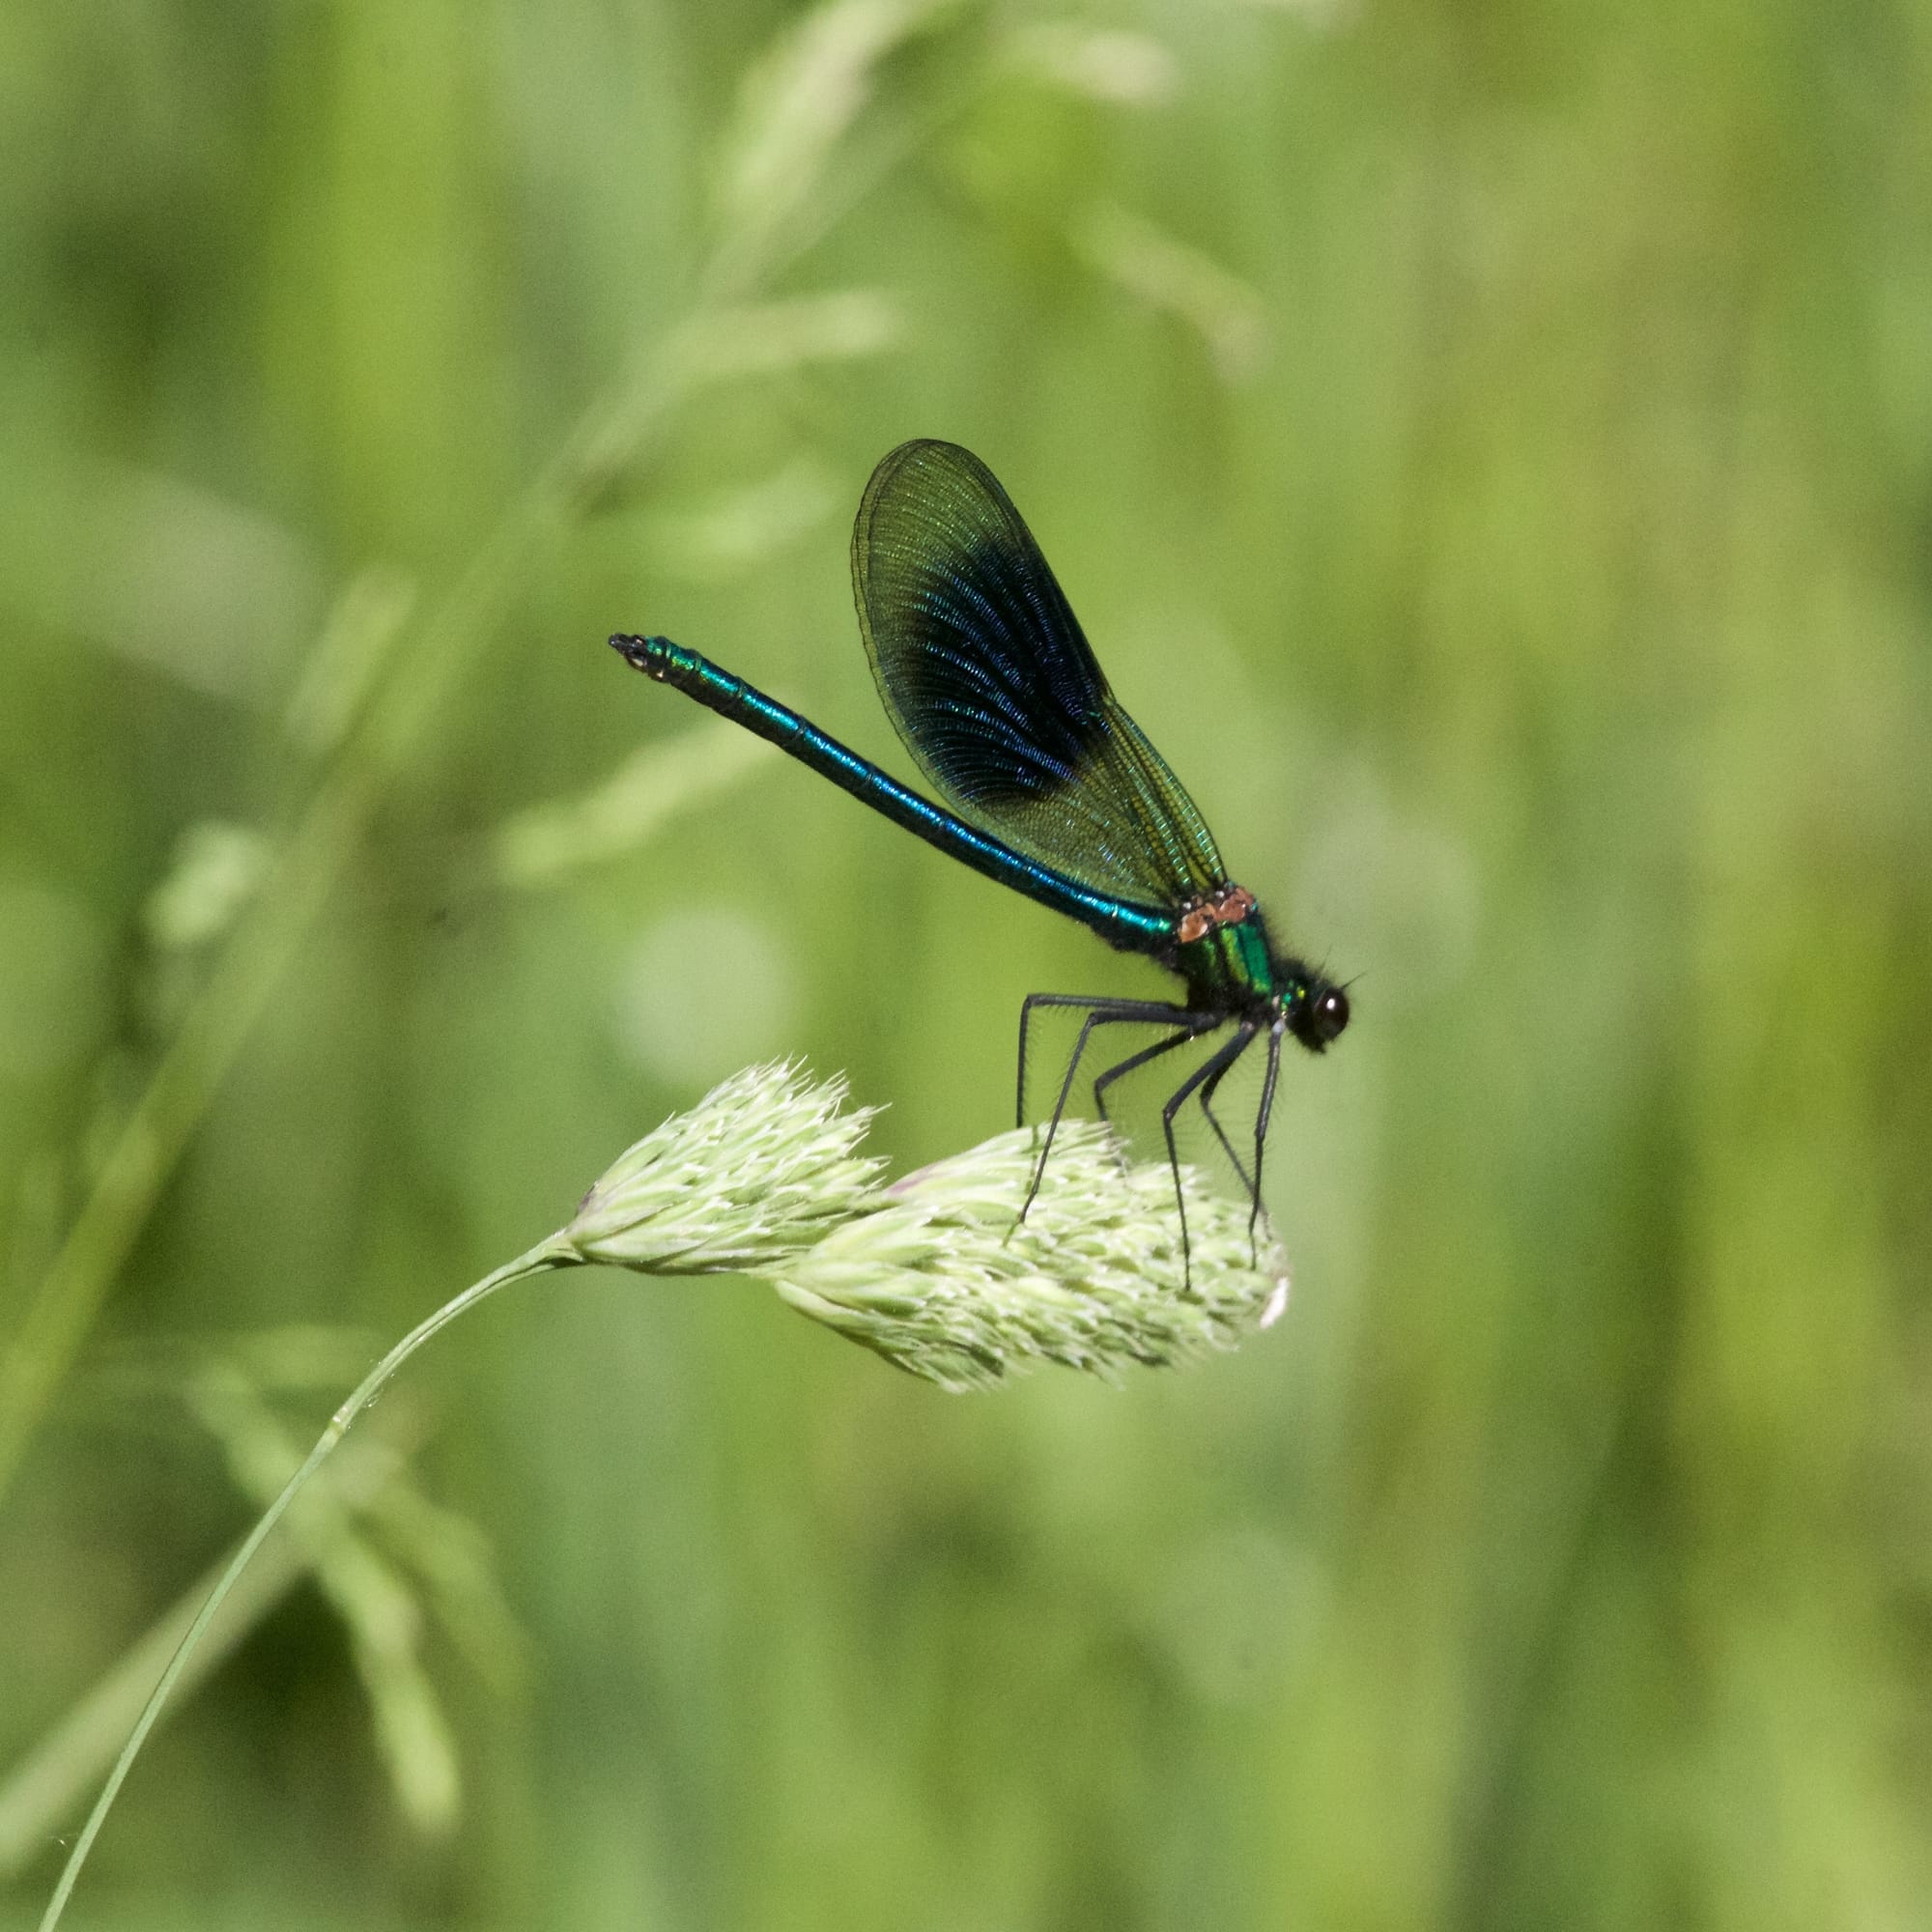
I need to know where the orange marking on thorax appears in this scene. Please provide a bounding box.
[1175,883,1257,945]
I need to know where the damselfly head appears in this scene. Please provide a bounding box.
[1285,978,1350,1054]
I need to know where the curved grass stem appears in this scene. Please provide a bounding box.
[34,1061,1290,1925]
[34,1238,578,1932]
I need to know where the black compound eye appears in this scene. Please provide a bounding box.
[1316,987,1350,1041]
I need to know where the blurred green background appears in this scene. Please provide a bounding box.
[3,1,1929,1926]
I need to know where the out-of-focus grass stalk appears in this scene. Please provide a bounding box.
[1073,201,1269,385]
[0,0,987,1508]
[184,1372,465,1837]
[34,1065,1287,1929]
[32,1240,574,1932]
[0,669,394,1501]
[495,717,776,890]
[0,1420,413,1880]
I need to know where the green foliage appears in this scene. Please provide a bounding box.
[1,1,1928,1927]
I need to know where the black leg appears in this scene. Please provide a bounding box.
[1092,1024,1214,1147]
[1018,1000,1208,1225]
[1016,992,1195,1130]
[1160,1023,1260,1284]
[1243,1023,1286,1261]
[1197,1054,1257,1202]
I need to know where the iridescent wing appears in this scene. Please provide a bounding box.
[851,440,1226,912]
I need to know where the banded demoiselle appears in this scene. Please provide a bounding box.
[611,440,1348,1267]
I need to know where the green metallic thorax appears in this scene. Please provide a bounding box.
[1176,906,1280,1016]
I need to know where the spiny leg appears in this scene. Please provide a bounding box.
[1022,1008,1161,1225]
[1245,1023,1287,1257]
[1017,998,1207,1225]
[1196,1026,1288,1258]
[1197,1053,1257,1203]
[1160,1022,1260,1285]
[1092,1024,1216,1154]
[1016,992,1195,1130]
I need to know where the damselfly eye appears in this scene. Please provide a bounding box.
[1315,987,1350,1041]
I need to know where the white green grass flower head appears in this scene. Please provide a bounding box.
[565,1062,1290,1390]
[38,1060,1291,1931]
[564,1061,884,1272]
[772,1121,1289,1391]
